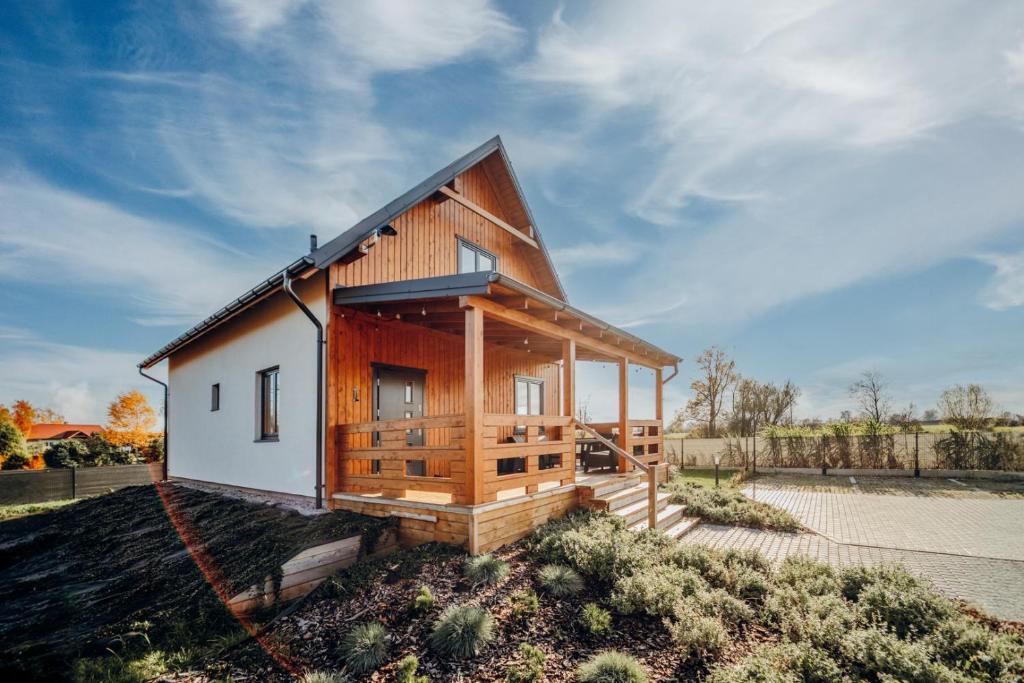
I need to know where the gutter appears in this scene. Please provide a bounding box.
[662,362,680,384]
[138,367,169,482]
[282,271,325,510]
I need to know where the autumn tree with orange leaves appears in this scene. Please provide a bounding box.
[104,391,157,450]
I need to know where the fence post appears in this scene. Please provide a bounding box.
[820,437,826,475]
[752,435,757,474]
[914,432,920,478]
[680,438,685,471]
[71,466,77,499]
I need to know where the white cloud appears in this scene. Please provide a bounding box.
[515,1,1024,324]
[0,173,270,324]
[977,251,1024,309]
[549,241,641,274]
[0,330,164,423]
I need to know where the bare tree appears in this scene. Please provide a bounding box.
[938,384,993,430]
[728,377,800,436]
[849,371,890,422]
[922,408,939,422]
[686,346,737,438]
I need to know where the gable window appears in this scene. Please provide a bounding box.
[211,383,220,412]
[258,367,279,440]
[457,238,497,274]
[514,375,544,436]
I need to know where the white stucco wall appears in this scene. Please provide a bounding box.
[167,272,327,498]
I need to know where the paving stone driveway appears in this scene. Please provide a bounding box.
[682,476,1024,621]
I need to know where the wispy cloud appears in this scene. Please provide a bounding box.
[549,240,641,274]
[515,1,1024,324]
[0,172,270,325]
[977,251,1024,310]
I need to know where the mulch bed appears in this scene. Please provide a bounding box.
[191,541,778,682]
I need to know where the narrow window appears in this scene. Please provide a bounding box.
[259,367,279,440]
[211,383,220,412]
[456,238,498,274]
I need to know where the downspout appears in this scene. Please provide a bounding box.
[138,366,169,481]
[283,270,325,510]
[662,362,679,385]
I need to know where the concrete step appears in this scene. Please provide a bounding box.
[662,516,701,539]
[615,491,670,526]
[585,473,644,499]
[599,483,650,512]
[628,503,687,533]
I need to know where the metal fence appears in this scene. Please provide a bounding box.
[665,431,1024,474]
[0,463,164,506]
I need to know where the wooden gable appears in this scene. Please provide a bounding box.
[327,144,564,300]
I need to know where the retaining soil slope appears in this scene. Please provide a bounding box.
[0,483,391,680]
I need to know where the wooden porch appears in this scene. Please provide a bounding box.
[325,272,679,552]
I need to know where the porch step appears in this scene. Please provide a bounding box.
[586,472,645,499]
[628,503,688,534]
[597,483,650,512]
[615,491,670,527]
[663,516,701,539]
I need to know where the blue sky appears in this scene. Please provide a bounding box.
[1,0,1023,424]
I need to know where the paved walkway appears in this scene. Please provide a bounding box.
[682,477,1024,621]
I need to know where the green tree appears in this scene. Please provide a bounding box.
[0,419,29,470]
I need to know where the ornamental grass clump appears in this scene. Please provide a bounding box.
[339,622,389,675]
[412,585,435,614]
[579,602,613,638]
[509,588,540,620]
[428,603,495,659]
[506,642,546,683]
[464,553,510,587]
[537,563,584,597]
[576,651,648,683]
[396,655,428,683]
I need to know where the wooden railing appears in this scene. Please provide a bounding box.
[584,420,664,469]
[576,420,668,529]
[482,414,575,502]
[336,414,467,502]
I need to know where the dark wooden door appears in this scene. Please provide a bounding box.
[375,366,426,451]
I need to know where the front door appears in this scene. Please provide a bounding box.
[375,366,426,474]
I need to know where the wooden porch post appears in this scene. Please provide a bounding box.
[562,339,576,486]
[655,367,663,422]
[464,305,484,506]
[618,357,630,472]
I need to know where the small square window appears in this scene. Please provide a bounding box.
[539,454,561,470]
[497,456,526,476]
[211,383,220,412]
[456,238,498,274]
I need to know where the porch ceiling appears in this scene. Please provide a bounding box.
[332,272,680,369]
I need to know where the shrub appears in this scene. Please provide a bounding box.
[665,482,801,532]
[509,588,540,620]
[707,642,841,683]
[925,616,1024,680]
[576,651,648,683]
[609,566,705,617]
[730,568,770,603]
[722,547,771,574]
[696,589,755,627]
[465,553,510,587]
[0,420,28,468]
[853,565,952,638]
[841,627,950,682]
[412,585,435,613]
[42,438,90,468]
[301,672,347,683]
[761,587,856,651]
[428,603,495,659]
[507,642,546,683]
[339,622,388,675]
[665,602,729,660]
[774,556,840,596]
[396,655,428,683]
[537,564,584,597]
[579,602,613,637]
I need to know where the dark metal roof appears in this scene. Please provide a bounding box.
[138,256,314,369]
[310,135,567,300]
[332,271,681,366]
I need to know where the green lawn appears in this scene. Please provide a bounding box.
[672,467,738,489]
[0,498,76,521]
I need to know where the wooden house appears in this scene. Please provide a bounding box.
[140,137,680,553]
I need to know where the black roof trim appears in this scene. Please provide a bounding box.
[331,271,681,365]
[138,256,315,369]
[333,271,493,305]
[310,136,567,300]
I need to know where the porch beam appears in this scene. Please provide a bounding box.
[464,305,485,510]
[458,295,663,369]
[618,357,630,472]
[438,186,539,249]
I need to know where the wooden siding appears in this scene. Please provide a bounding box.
[329,164,552,294]
[327,311,560,497]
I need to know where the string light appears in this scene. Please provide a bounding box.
[421,306,426,316]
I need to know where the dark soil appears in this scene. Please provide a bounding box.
[185,542,773,682]
[0,483,391,681]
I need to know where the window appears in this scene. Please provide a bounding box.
[497,456,526,475]
[211,383,220,412]
[258,367,279,440]
[515,376,544,436]
[457,238,497,274]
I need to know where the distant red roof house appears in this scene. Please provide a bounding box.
[26,424,104,442]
